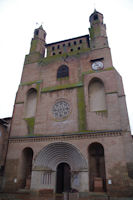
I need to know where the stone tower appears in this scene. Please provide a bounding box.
[3,10,133,198]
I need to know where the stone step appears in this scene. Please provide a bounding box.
[0,192,133,200]
[55,193,64,200]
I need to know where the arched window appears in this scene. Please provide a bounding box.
[88,78,106,111]
[25,88,37,118]
[57,65,69,79]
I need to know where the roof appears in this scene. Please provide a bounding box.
[46,34,89,46]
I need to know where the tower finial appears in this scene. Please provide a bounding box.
[93,0,96,11]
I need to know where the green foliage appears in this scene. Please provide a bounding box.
[41,82,83,93]
[77,87,86,131]
[24,117,35,135]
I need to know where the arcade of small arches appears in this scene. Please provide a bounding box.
[18,142,106,193]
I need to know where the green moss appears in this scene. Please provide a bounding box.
[24,52,42,64]
[36,83,40,93]
[41,82,83,93]
[39,48,90,66]
[77,87,86,131]
[30,39,38,53]
[20,80,42,86]
[106,91,118,95]
[15,101,24,104]
[24,117,35,135]
[57,77,69,81]
[89,27,95,39]
[81,67,114,81]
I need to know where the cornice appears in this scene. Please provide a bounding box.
[9,130,122,143]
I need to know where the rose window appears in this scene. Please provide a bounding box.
[52,100,70,120]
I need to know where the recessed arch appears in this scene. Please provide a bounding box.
[88,78,106,112]
[19,147,33,189]
[25,88,37,118]
[33,142,87,171]
[88,142,106,192]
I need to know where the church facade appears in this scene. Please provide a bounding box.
[2,10,133,198]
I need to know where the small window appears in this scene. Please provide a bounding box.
[63,44,65,47]
[34,29,39,36]
[53,52,55,56]
[79,40,82,44]
[74,41,77,45]
[78,47,80,50]
[59,51,62,54]
[94,14,98,20]
[68,43,71,46]
[57,65,69,78]
[57,45,60,49]
[52,46,55,51]
[70,49,73,52]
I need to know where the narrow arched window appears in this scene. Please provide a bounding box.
[25,88,37,118]
[57,65,69,79]
[88,78,106,111]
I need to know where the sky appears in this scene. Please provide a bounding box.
[0,0,133,132]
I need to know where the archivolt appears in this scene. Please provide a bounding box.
[33,142,87,171]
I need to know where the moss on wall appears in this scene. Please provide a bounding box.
[77,87,86,131]
[20,80,42,86]
[24,117,35,135]
[30,39,37,53]
[57,77,69,81]
[15,102,24,104]
[89,27,95,39]
[24,52,42,65]
[39,48,90,66]
[41,82,83,93]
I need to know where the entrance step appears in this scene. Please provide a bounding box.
[79,192,108,200]
[0,192,133,200]
[55,193,64,200]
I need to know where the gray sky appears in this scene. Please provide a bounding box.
[0,0,133,132]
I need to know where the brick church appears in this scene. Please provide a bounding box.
[1,10,133,198]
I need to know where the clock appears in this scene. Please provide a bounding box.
[92,61,104,70]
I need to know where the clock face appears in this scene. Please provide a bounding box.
[92,61,104,70]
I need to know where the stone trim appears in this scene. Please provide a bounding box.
[9,130,122,143]
[20,80,42,86]
[15,101,24,104]
[41,82,83,93]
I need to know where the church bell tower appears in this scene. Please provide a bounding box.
[2,10,133,199]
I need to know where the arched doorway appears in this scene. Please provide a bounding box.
[31,142,88,192]
[89,143,106,192]
[56,162,71,193]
